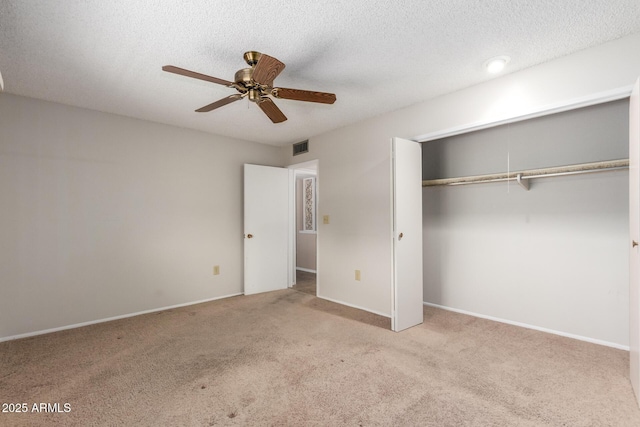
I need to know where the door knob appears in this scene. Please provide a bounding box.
[398,232,404,240]
[634,240,638,248]
[247,234,253,239]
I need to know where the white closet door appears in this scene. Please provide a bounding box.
[630,78,640,407]
[392,137,424,331]
[244,164,289,295]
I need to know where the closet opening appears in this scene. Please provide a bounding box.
[420,99,630,349]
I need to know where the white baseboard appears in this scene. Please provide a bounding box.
[317,294,391,318]
[0,293,243,343]
[296,267,317,273]
[423,302,629,351]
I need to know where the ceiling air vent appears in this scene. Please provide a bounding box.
[293,140,309,156]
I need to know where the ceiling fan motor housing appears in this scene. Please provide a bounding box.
[235,68,266,102]
[234,68,254,87]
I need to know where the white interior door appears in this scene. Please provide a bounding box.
[392,137,424,331]
[244,164,289,295]
[630,78,640,407]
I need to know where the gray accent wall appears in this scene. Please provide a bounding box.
[423,100,629,179]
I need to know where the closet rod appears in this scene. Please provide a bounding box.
[422,159,629,187]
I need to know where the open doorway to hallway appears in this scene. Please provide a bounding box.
[289,160,318,296]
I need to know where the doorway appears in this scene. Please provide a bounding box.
[289,160,319,296]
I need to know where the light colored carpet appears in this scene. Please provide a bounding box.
[1,289,639,426]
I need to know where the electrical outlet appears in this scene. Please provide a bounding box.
[213,265,220,275]
[355,270,361,281]
[323,215,330,224]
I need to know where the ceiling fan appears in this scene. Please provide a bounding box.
[162,51,336,123]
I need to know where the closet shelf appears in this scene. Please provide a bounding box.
[422,159,629,190]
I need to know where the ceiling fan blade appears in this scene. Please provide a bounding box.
[258,98,287,123]
[195,94,243,112]
[162,65,234,87]
[252,54,285,86]
[273,87,336,104]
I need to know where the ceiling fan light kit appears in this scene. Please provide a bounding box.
[163,51,336,123]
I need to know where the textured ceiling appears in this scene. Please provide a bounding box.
[1,1,640,146]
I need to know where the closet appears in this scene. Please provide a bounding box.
[421,99,630,348]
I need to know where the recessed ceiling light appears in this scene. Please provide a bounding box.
[484,56,510,74]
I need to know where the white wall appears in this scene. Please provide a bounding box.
[0,94,282,340]
[6,33,639,341]
[281,32,640,332]
[423,101,629,347]
[283,129,393,316]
